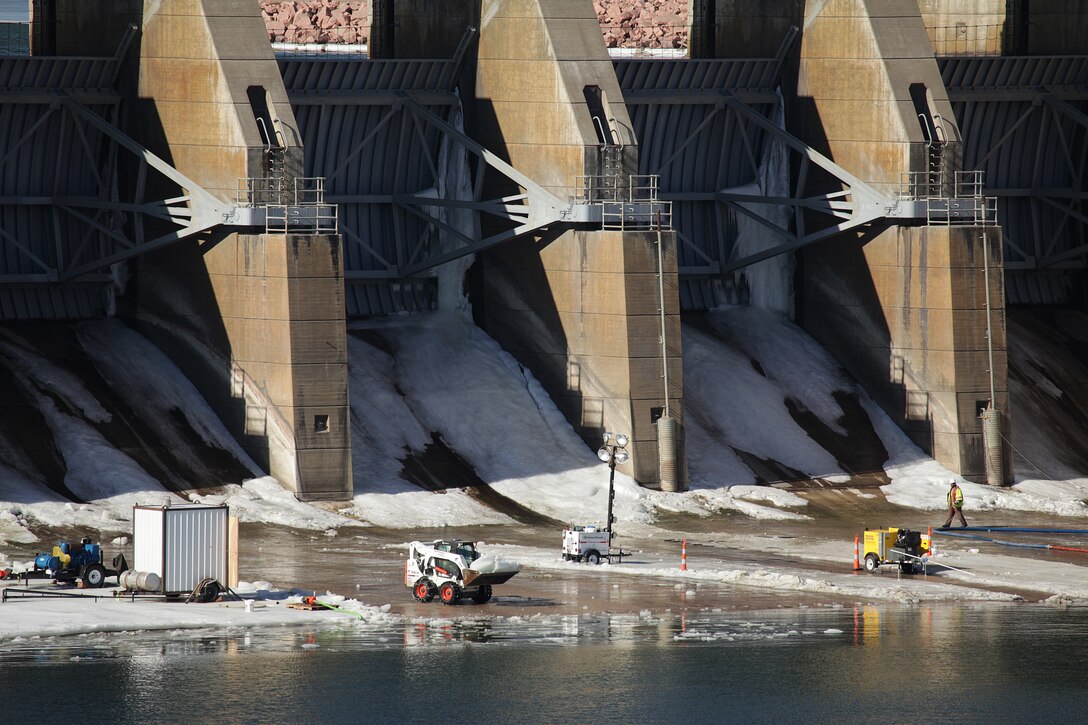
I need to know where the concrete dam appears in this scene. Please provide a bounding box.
[1,1,1087,504]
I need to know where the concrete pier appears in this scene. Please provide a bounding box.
[53,0,352,499]
[790,0,1009,481]
[466,0,686,487]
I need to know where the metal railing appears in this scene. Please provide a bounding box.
[927,23,1008,57]
[237,177,338,234]
[572,173,672,231]
[900,170,998,226]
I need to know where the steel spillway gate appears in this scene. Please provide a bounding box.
[943,55,1088,305]
[616,58,995,311]
[280,56,669,317]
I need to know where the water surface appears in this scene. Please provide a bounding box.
[2,604,1086,723]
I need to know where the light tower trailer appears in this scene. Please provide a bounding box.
[565,431,632,564]
[561,525,627,564]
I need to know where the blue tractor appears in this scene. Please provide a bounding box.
[33,538,128,588]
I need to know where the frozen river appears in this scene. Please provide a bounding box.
[2,603,1087,723]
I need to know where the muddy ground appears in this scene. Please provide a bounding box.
[4,487,1084,618]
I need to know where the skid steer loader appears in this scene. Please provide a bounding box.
[405,540,519,605]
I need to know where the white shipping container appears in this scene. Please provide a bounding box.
[133,504,229,595]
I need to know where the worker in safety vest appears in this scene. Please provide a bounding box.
[942,478,968,528]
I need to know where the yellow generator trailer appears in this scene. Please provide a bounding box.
[862,528,931,574]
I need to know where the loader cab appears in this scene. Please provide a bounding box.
[455,541,480,562]
[427,556,462,581]
[431,540,480,562]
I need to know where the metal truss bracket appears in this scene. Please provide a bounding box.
[54,96,249,280]
[653,88,971,276]
[0,94,272,284]
[390,95,592,277]
[712,91,920,274]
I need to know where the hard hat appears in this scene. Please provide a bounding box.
[948,478,957,485]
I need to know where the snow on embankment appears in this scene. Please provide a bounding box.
[0,321,262,542]
[1001,309,1088,502]
[343,312,653,527]
[3,304,1088,545]
[340,308,868,528]
[684,307,865,487]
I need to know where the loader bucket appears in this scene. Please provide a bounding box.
[464,569,519,587]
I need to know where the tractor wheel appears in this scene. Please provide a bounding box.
[864,554,879,573]
[413,578,435,603]
[439,582,461,605]
[584,550,601,565]
[81,564,106,588]
[471,585,493,604]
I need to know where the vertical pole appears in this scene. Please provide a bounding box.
[982,229,997,408]
[981,223,1004,486]
[606,457,616,551]
[656,213,670,419]
[656,211,679,492]
[681,537,687,571]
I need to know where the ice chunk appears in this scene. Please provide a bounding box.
[468,555,520,575]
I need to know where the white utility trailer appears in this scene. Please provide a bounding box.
[562,525,624,564]
[133,504,229,600]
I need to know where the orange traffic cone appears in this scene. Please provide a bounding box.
[852,534,862,572]
[927,526,936,557]
[681,537,688,572]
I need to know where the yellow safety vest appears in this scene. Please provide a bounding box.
[948,486,964,507]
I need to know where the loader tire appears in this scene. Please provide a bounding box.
[471,585,493,604]
[439,582,461,605]
[864,554,879,573]
[413,578,435,603]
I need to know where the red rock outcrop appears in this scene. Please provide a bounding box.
[595,0,688,49]
[260,0,688,49]
[260,1,371,45]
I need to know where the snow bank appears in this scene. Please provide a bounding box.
[6,307,1088,545]
[192,477,361,530]
[0,587,398,640]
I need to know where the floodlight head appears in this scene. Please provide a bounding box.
[614,449,630,465]
[615,433,629,448]
[597,447,611,463]
[603,431,613,443]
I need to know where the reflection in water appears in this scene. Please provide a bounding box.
[3,605,1088,722]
